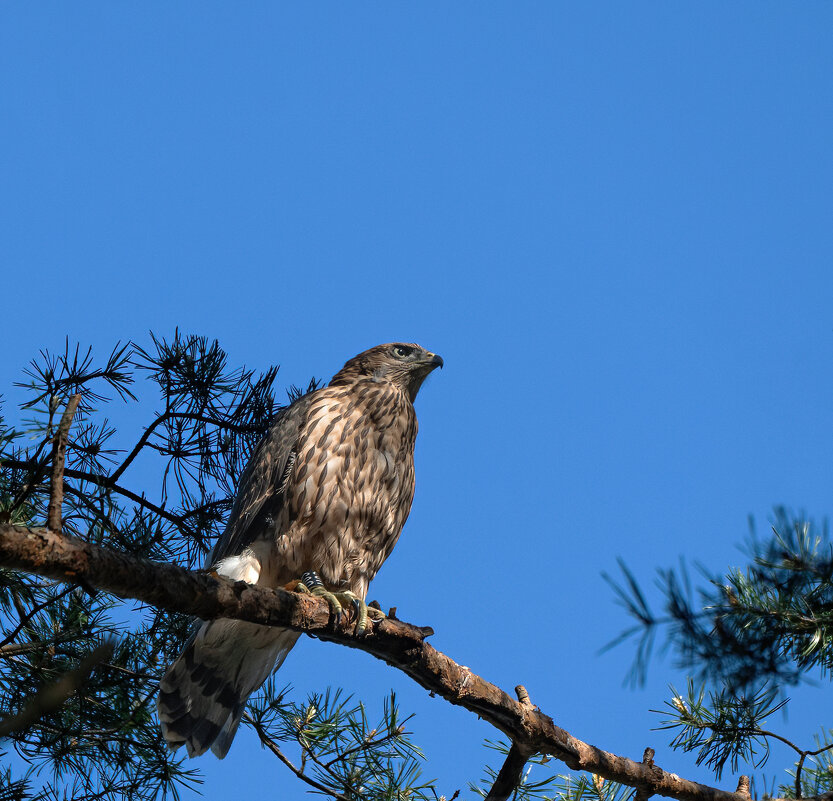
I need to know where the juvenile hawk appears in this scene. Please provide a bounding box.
[157,343,443,758]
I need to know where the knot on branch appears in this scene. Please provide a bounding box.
[515,685,533,709]
[635,748,658,801]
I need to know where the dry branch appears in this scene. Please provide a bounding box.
[0,522,807,801]
[46,394,81,532]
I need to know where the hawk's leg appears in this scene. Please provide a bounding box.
[292,571,384,636]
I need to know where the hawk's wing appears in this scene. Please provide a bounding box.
[208,392,316,565]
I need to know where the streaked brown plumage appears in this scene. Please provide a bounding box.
[157,343,442,758]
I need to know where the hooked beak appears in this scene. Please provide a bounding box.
[427,353,444,370]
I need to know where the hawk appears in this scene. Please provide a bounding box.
[157,343,443,758]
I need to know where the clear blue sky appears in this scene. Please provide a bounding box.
[2,2,832,798]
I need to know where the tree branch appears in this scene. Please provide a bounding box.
[47,394,81,532]
[1,456,199,539]
[110,410,262,483]
[0,522,811,801]
[482,686,536,801]
[0,585,76,649]
[484,742,532,801]
[243,712,351,801]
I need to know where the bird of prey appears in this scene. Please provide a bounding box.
[157,342,443,758]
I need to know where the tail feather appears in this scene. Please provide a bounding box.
[157,619,299,758]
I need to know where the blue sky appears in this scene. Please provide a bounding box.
[2,2,833,798]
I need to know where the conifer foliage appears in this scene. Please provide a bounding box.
[1,334,831,801]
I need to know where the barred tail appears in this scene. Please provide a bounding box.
[157,620,299,759]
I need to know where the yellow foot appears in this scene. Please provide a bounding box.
[293,572,384,635]
[294,571,344,624]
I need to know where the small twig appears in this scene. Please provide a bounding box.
[28,718,148,751]
[0,641,49,657]
[753,727,804,755]
[11,588,29,625]
[322,728,405,769]
[806,741,833,758]
[47,394,81,532]
[792,741,833,799]
[0,630,88,657]
[67,468,200,538]
[696,719,828,800]
[2,452,51,522]
[0,585,75,649]
[297,737,353,788]
[110,410,261,483]
[243,713,351,801]
[2,456,200,540]
[0,640,114,737]
[796,754,806,799]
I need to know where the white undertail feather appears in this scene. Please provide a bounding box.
[213,550,262,585]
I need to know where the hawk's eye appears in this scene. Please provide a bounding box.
[392,345,413,359]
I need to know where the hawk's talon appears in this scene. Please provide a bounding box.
[295,571,344,626]
[330,590,368,636]
[293,572,375,633]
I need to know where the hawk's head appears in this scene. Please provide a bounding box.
[331,343,443,401]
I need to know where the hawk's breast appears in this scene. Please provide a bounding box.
[272,380,417,597]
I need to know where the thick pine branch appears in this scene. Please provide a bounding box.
[0,522,805,801]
